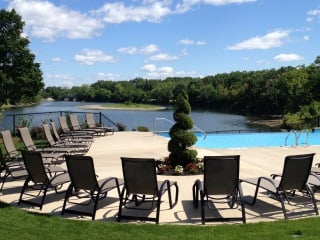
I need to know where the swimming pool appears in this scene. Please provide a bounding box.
[158,130,320,148]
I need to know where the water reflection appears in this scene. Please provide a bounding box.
[0,101,255,132]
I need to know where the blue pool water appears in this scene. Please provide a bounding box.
[158,130,320,149]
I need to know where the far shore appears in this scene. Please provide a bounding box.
[79,104,168,111]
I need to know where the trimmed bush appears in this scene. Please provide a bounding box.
[168,87,197,167]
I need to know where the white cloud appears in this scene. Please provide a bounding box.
[51,57,62,62]
[96,2,172,23]
[149,53,178,61]
[139,44,159,54]
[118,47,138,55]
[141,64,157,72]
[98,72,120,80]
[228,30,290,50]
[74,49,117,65]
[118,44,159,55]
[176,0,256,13]
[8,0,103,41]
[179,38,207,45]
[274,53,304,62]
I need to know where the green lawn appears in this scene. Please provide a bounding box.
[0,201,319,240]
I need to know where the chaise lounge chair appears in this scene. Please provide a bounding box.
[3,129,64,165]
[42,123,90,154]
[85,113,115,135]
[61,155,123,220]
[240,153,319,219]
[50,121,94,146]
[58,115,95,137]
[1,130,24,166]
[0,149,28,192]
[18,127,77,157]
[192,155,246,224]
[118,157,179,224]
[18,151,70,210]
[69,114,104,136]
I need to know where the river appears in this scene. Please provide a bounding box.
[0,101,261,133]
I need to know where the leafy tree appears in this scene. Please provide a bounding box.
[167,86,197,167]
[0,9,44,106]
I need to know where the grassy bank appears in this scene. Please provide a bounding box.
[0,201,319,240]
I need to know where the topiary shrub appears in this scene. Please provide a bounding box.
[168,87,197,167]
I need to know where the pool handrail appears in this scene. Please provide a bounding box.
[153,117,207,139]
[285,129,310,147]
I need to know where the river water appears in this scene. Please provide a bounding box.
[0,101,260,132]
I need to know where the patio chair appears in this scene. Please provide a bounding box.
[192,155,246,224]
[42,123,90,153]
[61,155,123,220]
[18,127,77,156]
[118,157,179,224]
[1,130,24,166]
[69,114,104,136]
[0,149,28,192]
[50,121,94,146]
[2,129,64,165]
[240,153,318,219]
[58,115,94,137]
[18,151,70,210]
[85,113,115,135]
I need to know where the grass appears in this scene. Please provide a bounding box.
[0,201,319,240]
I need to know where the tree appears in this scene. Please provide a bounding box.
[167,86,197,168]
[0,9,44,106]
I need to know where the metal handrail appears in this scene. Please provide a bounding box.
[285,130,297,146]
[153,117,207,139]
[297,129,310,146]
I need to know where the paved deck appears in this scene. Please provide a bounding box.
[1,131,320,225]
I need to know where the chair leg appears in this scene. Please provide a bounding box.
[117,188,126,222]
[200,191,205,225]
[305,184,319,216]
[278,193,288,219]
[192,183,199,208]
[238,184,246,224]
[167,182,179,208]
[61,184,73,216]
[18,177,30,205]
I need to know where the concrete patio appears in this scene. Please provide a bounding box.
[1,131,320,225]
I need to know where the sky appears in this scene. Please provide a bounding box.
[1,0,320,87]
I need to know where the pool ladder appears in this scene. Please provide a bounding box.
[284,129,309,147]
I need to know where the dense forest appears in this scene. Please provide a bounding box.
[43,56,320,130]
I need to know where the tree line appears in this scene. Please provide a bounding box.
[43,57,320,129]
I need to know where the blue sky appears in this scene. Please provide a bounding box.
[1,0,320,87]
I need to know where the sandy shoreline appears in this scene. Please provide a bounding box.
[79,104,167,111]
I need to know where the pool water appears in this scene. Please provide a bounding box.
[158,130,320,149]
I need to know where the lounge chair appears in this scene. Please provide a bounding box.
[18,127,77,157]
[61,155,123,220]
[118,157,179,224]
[85,113,115,135]
[2,129,64,165]
[69,114,104,136]
[50,121,94,146]
[18,151,70,210]
[192,155,246,224]
[240,153,319,219]
[0,149,28,192]
[1,130,24,165]
[42,123,90,153]
[58,116,94,137]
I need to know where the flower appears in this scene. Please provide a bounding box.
[174,165,184,175]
